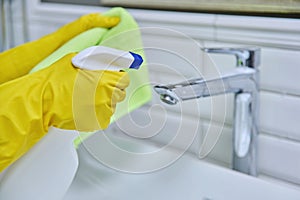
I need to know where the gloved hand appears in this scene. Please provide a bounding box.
[0,53,129,172]
[0,13,120,84]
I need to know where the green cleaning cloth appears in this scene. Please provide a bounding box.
[29,7,152,147]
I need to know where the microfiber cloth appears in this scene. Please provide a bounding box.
[29,7,152,147]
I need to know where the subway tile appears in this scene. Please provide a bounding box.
[200,121,232,165]
[142,33,203,78]
[260,48,300,95]
[258,134,300,185]
[260,92,300,142]
[215,15,300,49]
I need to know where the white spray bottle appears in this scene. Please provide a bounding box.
[72,45,143,71]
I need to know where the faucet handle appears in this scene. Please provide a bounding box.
[203,47,260,68]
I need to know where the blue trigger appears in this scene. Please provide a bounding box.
[129,52,143,69]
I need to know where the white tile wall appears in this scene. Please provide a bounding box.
[261,48,300,95]
[260,92,300,142]
[25,0,300,188]
[215,14,300,49]
[259,134,300,185]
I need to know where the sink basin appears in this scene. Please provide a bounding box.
[1,128,299,200]
[63,133,300,200]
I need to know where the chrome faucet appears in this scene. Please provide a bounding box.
[154,47,260,176]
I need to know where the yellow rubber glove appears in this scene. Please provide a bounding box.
[0,53,129,172]
[0,13,119,84]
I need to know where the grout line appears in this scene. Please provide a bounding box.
[260,131,300,144]
[212,14,218,42]
[260,88,300,98]
[259,174,300,191]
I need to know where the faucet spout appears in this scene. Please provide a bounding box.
[154,67,256,104]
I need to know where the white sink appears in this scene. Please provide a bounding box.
[63,134,300,200]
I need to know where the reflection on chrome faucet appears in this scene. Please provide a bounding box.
[154,47,260,176]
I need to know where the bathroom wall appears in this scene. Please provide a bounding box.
[25,0,300,189]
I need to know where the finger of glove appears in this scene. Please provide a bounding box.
[94,79,127,108]
[79,13,120,29]
[96,70,130,91]
[111,86,127,105]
